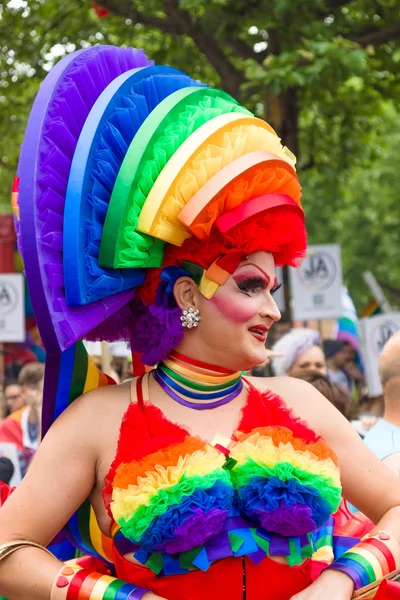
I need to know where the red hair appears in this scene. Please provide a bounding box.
[137,205,306,305]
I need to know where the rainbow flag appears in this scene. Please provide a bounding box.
[42,341,116,565]
[336,288,361,354]
[361,299,381,318]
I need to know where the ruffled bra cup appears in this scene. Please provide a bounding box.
[103,381,342,571]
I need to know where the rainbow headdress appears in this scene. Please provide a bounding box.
[15,45,306,561]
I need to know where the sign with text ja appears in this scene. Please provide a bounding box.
[289,244,342,320]
[0,273,25,342]
[360,313,400,396]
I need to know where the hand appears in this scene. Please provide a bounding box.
[143,593,167,600]
[290,569,354,600]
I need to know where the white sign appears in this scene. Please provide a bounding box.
[289,244,342,321]
[0,273,25,342]
[274,267,285,313]
[360,312,400,396]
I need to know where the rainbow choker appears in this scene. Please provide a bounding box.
[153,350,243,409]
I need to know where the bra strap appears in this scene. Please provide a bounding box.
[242,376,256,392]
[130,372,151,409]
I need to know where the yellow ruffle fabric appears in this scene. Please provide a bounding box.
[138,118,295,246]
[111,444,224,522]
[230,432,341,487]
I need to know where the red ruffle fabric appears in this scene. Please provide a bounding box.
[138,206,306,305]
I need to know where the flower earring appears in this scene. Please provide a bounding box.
[180,307,201,329]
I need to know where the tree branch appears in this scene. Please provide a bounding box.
[226,37,265,64]
[325,0,354,10]
[353,22,400,47]
[97,0,245,95]
[298,160,315,172]
[162,0,245,94]
[97,0,182,35]
[315,0,354,19]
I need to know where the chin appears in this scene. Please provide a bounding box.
[239,347,268,371]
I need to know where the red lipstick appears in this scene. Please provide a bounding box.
[248,324,270,342]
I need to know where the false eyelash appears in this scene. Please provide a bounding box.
[236,276,267,293]
[271,283,282,296]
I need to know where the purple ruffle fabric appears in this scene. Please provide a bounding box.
[164,508,228,554]
[130,302,183,365]
[257,502,316,537]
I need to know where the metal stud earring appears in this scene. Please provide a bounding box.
[180,307,201,329]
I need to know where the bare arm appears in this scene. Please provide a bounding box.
[382,452,400,477]
[259,377,400,528]
[259,377,400,599]
[0,392,99,599]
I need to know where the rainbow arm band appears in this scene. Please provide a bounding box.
[327,531,400,596]
[51,564,150,600]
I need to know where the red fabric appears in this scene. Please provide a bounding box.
[102,402,188,516]
[374,580,400,599]
[4,346,38,366]
[137,206,307,305]
[366,539,396,572]
[103,382,325,516]
[114,547,321,600]
[92,3,110,17]
[0,415,24,450]
[0,481,15,507]
[239,383,319,443]
[332,499,374,538]
[170,350,234,374]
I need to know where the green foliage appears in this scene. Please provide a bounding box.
[0,0,399,309]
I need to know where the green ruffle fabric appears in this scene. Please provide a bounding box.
[101,87,251,269]
[230,458,342,510]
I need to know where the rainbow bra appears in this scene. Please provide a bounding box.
[103,375,342,574]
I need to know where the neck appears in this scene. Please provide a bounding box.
[382,383,400,426]
[154,350,243,410]
[384,402,400,428]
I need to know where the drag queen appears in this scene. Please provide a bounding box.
[1,46,400,600]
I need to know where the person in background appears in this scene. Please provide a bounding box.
[270,327,327,377]
[0,457,14,485]
[363,331,400,474]
[296,371,357,421]
[324,339,351,391]
[3,380,24,415]
[0,362,44,476]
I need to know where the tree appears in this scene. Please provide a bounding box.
[0,0,399,308]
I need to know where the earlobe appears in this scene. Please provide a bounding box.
[173,277,199,310]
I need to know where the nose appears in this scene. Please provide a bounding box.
[260,294,281,324]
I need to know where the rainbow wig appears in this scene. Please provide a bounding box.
[14,45,306,433]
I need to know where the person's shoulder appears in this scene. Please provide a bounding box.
[49,379,133,433]
[40,379,135,455]
[246,375,318,404]
[245,375,349,438]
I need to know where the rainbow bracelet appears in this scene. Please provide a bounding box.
[51,563,150,600]
[327,531,400,595]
